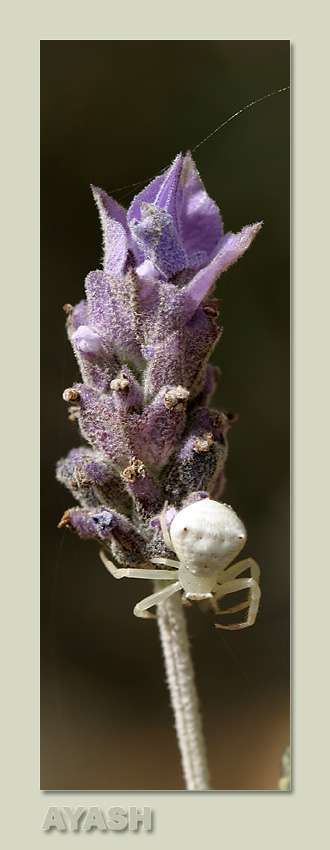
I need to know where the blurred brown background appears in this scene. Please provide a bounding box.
[41,40,290,790]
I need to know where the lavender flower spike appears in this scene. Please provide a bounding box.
[57,152,262,790]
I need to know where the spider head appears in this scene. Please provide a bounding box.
[170,498,246,575]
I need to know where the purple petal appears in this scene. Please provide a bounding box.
[91,185,129,276]
[136,221,262,337]
[153,153,183,230]
[183,221,263,315]
[91,185,129,231]
[180,492,210,508]
[58,506,148,560]
[72,325,103,358]
[120,458,162,522]
[85,269,143,363]
[67,316,120,393]
[195,364,221,407]
[110,366,144,412]
[127,386,189,470]
[127,155,183,227]
[130,203,187,278]
[70,300,88,331]
[135,259,161,282]
[107,511,149,563]
[56,447,132,514]
[143,307,222,399]
[163,408,228,505]
[67,384,132,466]
[179,151,223,261]
[58,507,99,538]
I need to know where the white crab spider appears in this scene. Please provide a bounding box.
[100,498,261,629]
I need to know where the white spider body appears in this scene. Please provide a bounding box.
[100,497,261,629]
[171,499,246,576]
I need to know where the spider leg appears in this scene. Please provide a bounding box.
[159,501,175,551]
[213,577,261,630]
[99,550,178,581]
[213,558,260,614]
[150,557,179,568]
[219,557,260,584]
[133,581,181,619]
[213,597,250,615]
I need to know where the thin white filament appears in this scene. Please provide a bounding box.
[108,86,290,201]
[191,86,290,153]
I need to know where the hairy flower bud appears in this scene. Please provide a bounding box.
[57,152,261,555]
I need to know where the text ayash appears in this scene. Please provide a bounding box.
[42,806,153,832]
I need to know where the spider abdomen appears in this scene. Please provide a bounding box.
[170,498,247,573]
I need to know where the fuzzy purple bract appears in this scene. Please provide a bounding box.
[57,152,262,567]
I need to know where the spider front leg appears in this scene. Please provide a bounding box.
[213,558,261,629]
[99,549,178,582]
[158,501,175,551]
[99,550,181,619]
[134,581,182,618]
[224,557,260,585]
[150,556,180,568]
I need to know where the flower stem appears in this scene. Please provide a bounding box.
[155,584,211,790]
